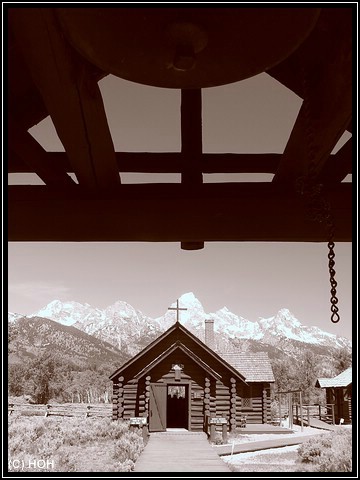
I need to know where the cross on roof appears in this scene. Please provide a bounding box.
[168,299,187,323]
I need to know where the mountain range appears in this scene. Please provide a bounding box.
[8,315,127,368]
[8,292,351,363]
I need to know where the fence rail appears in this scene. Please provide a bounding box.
[293,404,335,425]
[8,403,112,418]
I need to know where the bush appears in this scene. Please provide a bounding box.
[8,416,144,472]
[113,430,144,463]
[297,429,352,472]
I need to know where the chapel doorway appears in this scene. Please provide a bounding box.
[166,384,189,429]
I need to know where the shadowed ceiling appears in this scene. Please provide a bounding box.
[7,7,352,248]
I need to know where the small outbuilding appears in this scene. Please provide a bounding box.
[110,319,275,432]
[315,367,352,424]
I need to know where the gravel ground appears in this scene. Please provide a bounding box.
[227,424,330,446]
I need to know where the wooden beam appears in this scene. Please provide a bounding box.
[319,139,352,185]
[8,87,48,133]
[181,89,203,185]
[9,8,120,190]
[8,117,75,187]
[272,8,352,185]
[8,184,351,242]
[180,89,204,249]
[8,152,282,174]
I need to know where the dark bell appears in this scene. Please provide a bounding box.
[55,8,321,89]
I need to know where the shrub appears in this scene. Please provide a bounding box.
[113,430,144,463]
[8,416,144,472]
[211,434,225,445]
[297,429,352,472]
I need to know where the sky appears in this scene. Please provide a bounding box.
[7,73,353,341]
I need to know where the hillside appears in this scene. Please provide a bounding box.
[8,316,128,368]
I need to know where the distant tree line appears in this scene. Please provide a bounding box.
[8,352,117,404]
[270,347,352,404]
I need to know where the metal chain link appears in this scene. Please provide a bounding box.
[298,62,340,323]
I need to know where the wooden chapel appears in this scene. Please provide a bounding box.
[110,318,275,432]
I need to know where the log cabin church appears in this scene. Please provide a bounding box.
[110,318,275,432]
[315,367,352,425]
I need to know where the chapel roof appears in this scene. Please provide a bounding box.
[316,366,352,388]
[220,351,275,383]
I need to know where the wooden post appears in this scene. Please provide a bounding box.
[288,394,293,429]
[116,376,124,420]
[210,424,216,442]
[262,388,268,424]
[180,89,203,186]
[279,396,282,426]
[319,404,321,420]
[112,382,119,420]
[222,423,228,443]
[307,407,310,426]
[144,376,151,420]
[204,377,211,433]
[230,378,237,430]
[299,391,304,432]
[142,424,149,442]
[331,404,335,425]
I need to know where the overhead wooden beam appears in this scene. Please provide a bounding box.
[8,184,351,242]
[8,85,48,132]
[272,8,352,185]
[181,89,203,185]
[319,139,352,185]
[8,116,75,187]
[180,89,204,249]
[8,152,282,175]
[9,8,120,190]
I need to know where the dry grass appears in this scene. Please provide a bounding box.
[8,415,145,472]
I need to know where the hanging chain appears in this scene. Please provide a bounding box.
[296,62,340,323]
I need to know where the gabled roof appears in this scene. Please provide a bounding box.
[109,321,247,383]
[221,352,275,383]
[316,367,352,388]
[133,341,222,381]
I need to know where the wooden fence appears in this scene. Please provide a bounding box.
[8,403,112,418]
[294,404,335,425]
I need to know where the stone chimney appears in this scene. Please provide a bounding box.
[205,319,215,350]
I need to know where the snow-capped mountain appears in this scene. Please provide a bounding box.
[29,300,103,327]
[29,299,161,357]
[161,292,264,343]
[257,309,350,348]
[162,293,351,350]
[26,292,351,356]
[8,312,23,323]
[74,300,161,356]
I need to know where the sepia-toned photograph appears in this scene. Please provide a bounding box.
[6,4,354,476]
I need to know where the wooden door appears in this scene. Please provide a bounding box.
[336,388,343,422]
[149,383,167,432]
